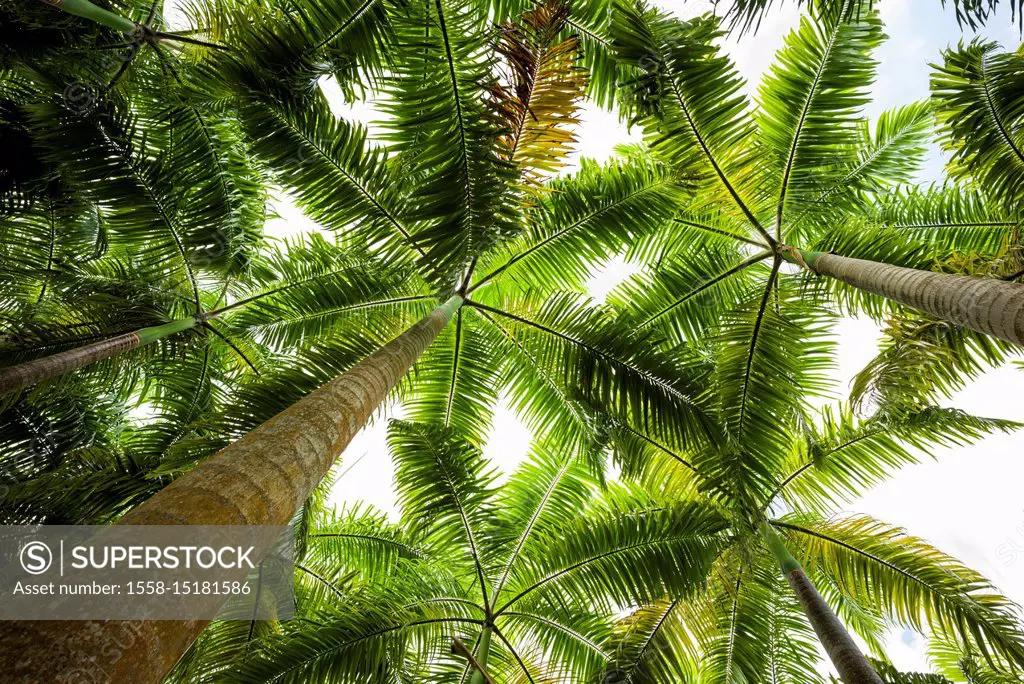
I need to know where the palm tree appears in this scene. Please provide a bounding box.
[170,420,727,682]
[603,4,1024,679]
[2,0,1020,680]
[0,0,712,677]
[0,30,269,395]
[585,359,1024,682]
[611,0,1024,354]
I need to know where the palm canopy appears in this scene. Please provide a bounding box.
[170,420,729,683]
[2,0,1023,680]
[590,6,1024,676]
[608,1,1022,426]
[593,387,1024,680]
[0,0,269,438]
[2,0,726,524]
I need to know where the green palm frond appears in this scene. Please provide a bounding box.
[931,637,1024,683]
[599,599,699,683]
[779,514,1024,673]
[489,440,598,602]
[700,559,824,683]
[849,313,1018,411]
[496,486,727,615]
[136,60,267,275]
[755,2,883,240]
[224,235,428,352]
[835,658,954,684]
[727,0,1018,36]
[469,293,714,452]
[384,0,519,283]
[239,94,424,266]
[404,309,503,446]
[20,83,216,309]
[933,41,1024,210]
[613,6,766,241]
[389,420,498,607]
[611,242,771,344]
[226,590,476,683]
[183,0,396,101]
[772,405,1019,513]
[0,188,103,315]
[713,274,835,474]
[870,184,1021,257]
[785,100,934,236]
[304,502,424,578]
[470,151,690,294]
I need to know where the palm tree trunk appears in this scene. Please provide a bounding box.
[0,318,197,396]
[784,248,1024,346]
[762,522,883,684]
[467,626,494,684]
[38,0,139,35]
[0,296,462,682]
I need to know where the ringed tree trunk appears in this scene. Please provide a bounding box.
[0,295,463,682]
[0,318,198,396]
[782,248,1024,346]
[761,522,884,684]
[0,278,339,396]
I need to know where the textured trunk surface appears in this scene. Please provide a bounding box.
[0,298,460,682]
[762,522,882,684]
[0,332,141,396]
[0,318,196,396]
[785,568,883,684]
[808,251,1024,346]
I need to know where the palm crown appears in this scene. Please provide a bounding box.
[0,0,1023,681]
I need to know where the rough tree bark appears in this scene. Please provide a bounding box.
[0,296,462,682]
[762,522,883,684]
[784,248,1024,346]
[0,318,197,396]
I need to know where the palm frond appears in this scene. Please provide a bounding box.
[383,0,518,283]
[780,514,1024,674]
[755,2,883,241]
[772,405,1019,513]
[933,41,1024,210]
[491,0,588,187]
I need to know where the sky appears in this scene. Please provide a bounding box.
[166,0,1024,677]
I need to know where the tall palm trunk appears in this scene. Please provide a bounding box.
[0,296,462,682]
[0,318,198,396]
[783,248,1024,346]
[0,274,341,396]
[761,522,883,684]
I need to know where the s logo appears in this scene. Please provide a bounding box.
[20,541,53,575]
